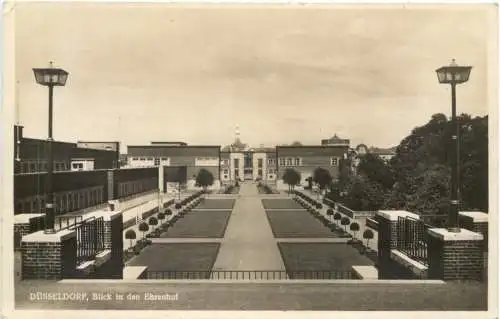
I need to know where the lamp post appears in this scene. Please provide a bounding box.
[33,62,69,234]
[435,59,472,233]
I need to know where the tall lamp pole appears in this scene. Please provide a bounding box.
[435,59,472,233]
[33,62,69,234]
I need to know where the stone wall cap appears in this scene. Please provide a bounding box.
[14,213,45,224]
[459,211,488,223]
[427,228,484,241]
[376,210,420,221]
[85,210,122,222]
[123,266,148,279]
[22,229,76,242]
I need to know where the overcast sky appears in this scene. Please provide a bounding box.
[14,3,494,151]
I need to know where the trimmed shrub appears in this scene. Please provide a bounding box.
[333,212,342,224]
[340,217,351,231]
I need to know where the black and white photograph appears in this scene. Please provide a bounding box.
[1,1,497,316]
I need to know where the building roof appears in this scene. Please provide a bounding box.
[127,145,220,157]
[277,145,348,156]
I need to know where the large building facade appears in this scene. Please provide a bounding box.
[126,137,350,191]
[275,145,349,190]
[14,125,119,174]
[126,143,221,191]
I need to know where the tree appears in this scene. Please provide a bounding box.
[312,167,333,196]
[350,222,360,239]
[340,216,350,232]
[357,153,395,190]
[138,222,149,239]
[195,168,215,192]
[125,229,136,248]
[165,208,172,216]
[282,168,301,194]
[363,229,374,247]
[291,141,303,146]
[386,113,488,216]
[344,175,385,211]
[148,216,158,230]
[333,212,342,225]
[157,212,166,225]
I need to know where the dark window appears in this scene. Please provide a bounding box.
[154,158,160,166]
[234,159,239,167]
[258,169,263,176]
[258,159,263,168]
[234,169,239,177]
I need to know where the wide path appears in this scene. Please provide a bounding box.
[212,182,286,271]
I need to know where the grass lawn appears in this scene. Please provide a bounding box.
[278,243,374,273]
[160,210,232,238]
[197,199,235,210]
[266,210,341,238]
[127,243,220,276]
[261,199,302,209]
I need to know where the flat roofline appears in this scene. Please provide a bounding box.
[77,141,120,143]
[128,145,221,148]
[277,145,349,149]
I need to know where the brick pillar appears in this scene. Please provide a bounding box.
[427,228,484,281]
[21,230,77,280]
[376,210,420,279]
[102,211,123,279]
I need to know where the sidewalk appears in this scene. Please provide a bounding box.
[212,183,286,271]
[297,189,378,251]
[121,193,191,251]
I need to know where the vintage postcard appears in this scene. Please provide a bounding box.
[1,1,498,318]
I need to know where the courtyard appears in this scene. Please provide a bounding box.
[122,184,375,279]
[14,182,489,311]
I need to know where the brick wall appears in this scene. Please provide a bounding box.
[428,237,484,281]
[14,223,30,250]
[22,235,77,280]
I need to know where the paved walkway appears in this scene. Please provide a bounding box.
[150,238,222,243]
[122,193,191,251]
[298,189,378,251]
[213,182,286,271]
[275,238,350,243]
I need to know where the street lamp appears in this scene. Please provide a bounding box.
[435,59,472,233]
[33,61,69,234]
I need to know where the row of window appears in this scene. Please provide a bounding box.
[19,160,69,174]
[131,157,169,162]
[279,158,302,166]
[16,186,105,215]
[277,157,340,166]
[118,178,158,198]
[129,156,340,168]
[222,168,276,175]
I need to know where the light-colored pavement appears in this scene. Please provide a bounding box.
[150,238,222,244]
[213,182,286,271]
[298,189,379,251]
[275,238,350,243]
[122,193,191,251]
